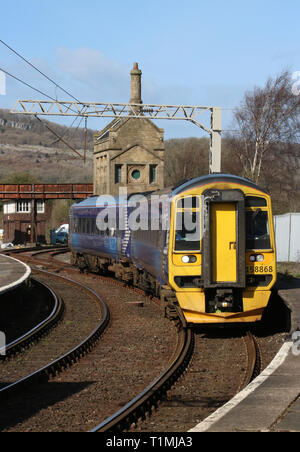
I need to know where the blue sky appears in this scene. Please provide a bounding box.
[0,0,299,138]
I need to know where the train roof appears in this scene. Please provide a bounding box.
[71,174,269,209]
[172,173,269,195]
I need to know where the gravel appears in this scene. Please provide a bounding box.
[0,270,178,432]
[0,252,289,432]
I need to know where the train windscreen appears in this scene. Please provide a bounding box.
[175,211,201,251]
[246,210,271,249]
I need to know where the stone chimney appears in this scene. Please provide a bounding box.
[130,62,142,106]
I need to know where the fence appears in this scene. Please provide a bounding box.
[273,213,300,262]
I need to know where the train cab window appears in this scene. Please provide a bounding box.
[175,211,201,251]
[246,210,271,249]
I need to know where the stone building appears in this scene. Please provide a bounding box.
[2,200,47,244]
[93,63,165,196]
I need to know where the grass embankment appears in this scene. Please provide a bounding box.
[277,262,300,279]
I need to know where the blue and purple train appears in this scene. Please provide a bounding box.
[70,174,277,325]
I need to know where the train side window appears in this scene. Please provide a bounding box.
[96,220,100,235]
[246,210,271,249]
[91,218,95,235]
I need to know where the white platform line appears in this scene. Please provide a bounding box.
[0,255,31,295]
[189,341,293,432]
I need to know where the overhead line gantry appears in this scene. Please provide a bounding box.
[11,99,222,173]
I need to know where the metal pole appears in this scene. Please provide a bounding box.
[209,107,222,173]
[31,197,37,244]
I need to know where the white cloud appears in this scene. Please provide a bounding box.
[56,47,129,102]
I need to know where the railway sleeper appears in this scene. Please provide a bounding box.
[74,252,185,326]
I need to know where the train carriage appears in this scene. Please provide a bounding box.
[70,174,276,326]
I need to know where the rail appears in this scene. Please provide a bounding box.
[241,331,262,389]
[91,327,194,432]
[0,269,110,401]
[1,277,64,358]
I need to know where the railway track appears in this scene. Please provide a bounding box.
[92,326,194,432]
[0,247,182,431]
[0,268,110,402]
[2,247,195,432]
[90,328,261,433]
[0,246,267,432]
[1,277,64,359]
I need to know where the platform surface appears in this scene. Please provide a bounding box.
[0,254,31,295]
[190,276,300,432]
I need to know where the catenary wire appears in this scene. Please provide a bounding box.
[0,66,87,119]
[0,39,82,103]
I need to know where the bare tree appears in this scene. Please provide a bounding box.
[164,138,209,186]
[232,70,300,183]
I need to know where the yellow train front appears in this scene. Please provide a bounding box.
[167,174,276,325]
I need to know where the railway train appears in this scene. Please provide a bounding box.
[69,174,277,326]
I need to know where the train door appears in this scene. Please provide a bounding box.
[202,189,246,288]
[210,203,237,283]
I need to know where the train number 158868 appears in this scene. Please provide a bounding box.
[246,265,273,274]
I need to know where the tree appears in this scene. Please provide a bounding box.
[231,70,300,183]
[2,172,40,184]
[164,137,209,186]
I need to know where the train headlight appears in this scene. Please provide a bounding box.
[181,255,197,263]
[256,254,264,262]
[249,254,264,262]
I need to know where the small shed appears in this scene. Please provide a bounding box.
[273,213,300,262]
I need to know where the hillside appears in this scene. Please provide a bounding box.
[0,108,299,215]
[0,109,95,149]
[0,109,94,183]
